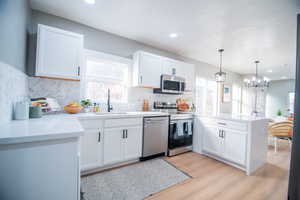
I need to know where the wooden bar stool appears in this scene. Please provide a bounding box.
[268,121,293,152]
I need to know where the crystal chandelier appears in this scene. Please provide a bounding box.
[244,61,270,89]
[215,49,226,82]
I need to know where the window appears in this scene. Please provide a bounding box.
[232,84,242,115]
[83,50,131,103]
[289,92,295,114]
[195,78,218,115]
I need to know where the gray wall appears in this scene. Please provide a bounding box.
[30,10,181,60]
[266,79,295,117]
[29,10,243,113]
[0,0,30,72]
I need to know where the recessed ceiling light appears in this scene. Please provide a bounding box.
[267,69,273,73]
[281,76,287,79]
[84,0,95,4]
[169,33,178,38]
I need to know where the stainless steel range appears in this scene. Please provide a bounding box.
[153,102,194,156]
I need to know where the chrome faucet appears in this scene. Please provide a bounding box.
[107,89,113,112]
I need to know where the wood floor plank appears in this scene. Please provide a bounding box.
[147,139,291,200]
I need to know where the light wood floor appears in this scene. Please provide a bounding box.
[147,140,291,200]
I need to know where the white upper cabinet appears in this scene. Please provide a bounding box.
[162,59,183,76]
[181,62,195,91]
[132,51,195,90]
[36,24,83,80]
[133,51,163,88]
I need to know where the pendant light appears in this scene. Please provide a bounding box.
[215,49,226,82]
[244,61,270,89]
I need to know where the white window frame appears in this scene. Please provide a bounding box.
[80,49,132,102]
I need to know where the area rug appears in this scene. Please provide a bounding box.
[81,159,190,200]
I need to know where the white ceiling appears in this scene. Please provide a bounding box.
[30,0,300,80]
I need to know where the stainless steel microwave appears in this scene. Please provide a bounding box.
[160,74,185,94]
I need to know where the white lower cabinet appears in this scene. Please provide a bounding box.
[103,126,143,165]
[123,126,143,160]
[103,127,124,165]
[202,126,221,156]
[202,125,247,166]
[80,117,143,172]
[80,129,103,171]
[223,129,247,165]
[195,116,269,175]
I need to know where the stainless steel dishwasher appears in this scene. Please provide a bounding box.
[141,116,169,160]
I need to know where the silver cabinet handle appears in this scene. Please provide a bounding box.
[126,129,128,138]
[140,76,143,84]
[222,130,225,138]
[98,131,101,142]
[218,122,226,126]
[78,66,80,76]
[218,130,222,138]
[122,130,125,139]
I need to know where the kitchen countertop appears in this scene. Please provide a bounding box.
[0,111,169,145]
[0,116,84,145]
[195,113,270,122]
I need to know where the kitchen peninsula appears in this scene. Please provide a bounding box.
[193,114,269,175]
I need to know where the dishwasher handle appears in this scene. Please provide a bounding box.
[144,118,168,123]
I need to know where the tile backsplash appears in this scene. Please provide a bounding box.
[28,77,80,106]
[28,78,194,112]
[0,62,28,124]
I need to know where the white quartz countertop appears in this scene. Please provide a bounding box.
[0,111,169,145]
[68,111,170,119]
[195,113,270,122]
[0,116,84,145]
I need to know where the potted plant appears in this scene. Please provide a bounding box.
[81,99,92,113]
[277,109,282,117]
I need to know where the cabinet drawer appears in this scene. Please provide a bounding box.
[216,120,248,132]
[80,119,104,130]
[104,118,143,128]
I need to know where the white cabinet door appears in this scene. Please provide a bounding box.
[103,127,123,165]
[203,126,221,156]
[80,129,103,171]
[193,118,202,154]
[162,59,185,77]
[182,63,195,91]
[36,24,83,80]
[223,129,247,165]
[138,52,162,88]
[123,126,143,160]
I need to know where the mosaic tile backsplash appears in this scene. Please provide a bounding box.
[28,78,193,112]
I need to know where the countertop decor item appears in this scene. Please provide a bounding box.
[29,106,43,118]
[31,97,61,113]
[14,101,29,120]
[64,102,83,114]
[142,99,150,111]
[81,99,92,113]
[176,98,190,112]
